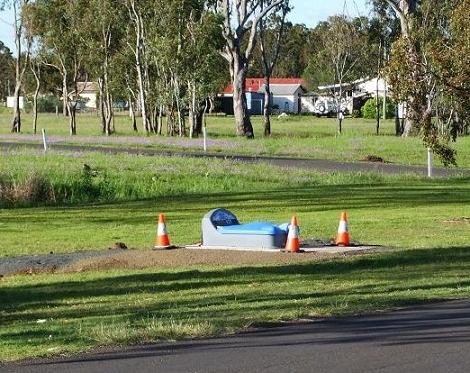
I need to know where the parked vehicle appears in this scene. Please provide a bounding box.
[313,97,337,117]
[313,96,350,117]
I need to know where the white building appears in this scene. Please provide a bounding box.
[77,82,99,109]
[316,77,389,114]
[6,96,24,109]
[259,83,306,114]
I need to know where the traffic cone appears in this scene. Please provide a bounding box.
[335,212,350,246]
[285,216,300,253]
[154,213,171,249]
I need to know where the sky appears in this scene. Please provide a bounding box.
[0,0,370,51]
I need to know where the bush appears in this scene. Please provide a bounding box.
[37,95,63,113]
[361,97,395,119]
[0,173,55,206]
[351,109,362,118]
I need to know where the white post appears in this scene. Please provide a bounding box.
[203,127,207,152]
[42,128,48,153]
[427,147,433,177]
[383,81,387,120]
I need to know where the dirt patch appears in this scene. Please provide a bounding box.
[362,155,386,163]
[62,248,355,273]
[442,217,470,224]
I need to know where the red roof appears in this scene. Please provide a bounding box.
[223,78,304,94]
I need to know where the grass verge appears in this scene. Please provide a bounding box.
[1,246,470,361]
[1,113,469,167]
[0,150,469,255]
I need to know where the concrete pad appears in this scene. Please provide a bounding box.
[185,244,382,254]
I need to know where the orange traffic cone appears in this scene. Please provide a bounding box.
[335,212,350,246]
[154,213,171,249]
[285,216,301,253]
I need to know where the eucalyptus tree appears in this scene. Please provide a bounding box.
[25,0,90,135]
[172,3,226,138]
[258,0,290,136]
[431,0,470,138]
[304,16,372,134]
[85,0,126,136]
[375,0,458,164]
[0,41,15,101]
[215,0,287,138]
[1,0,31,133]
[125,0,153,134]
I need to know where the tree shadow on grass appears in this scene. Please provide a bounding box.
[1,246,470,326]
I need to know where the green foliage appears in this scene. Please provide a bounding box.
[304,16,378,90]
[36,95,63,113]
[0,40,14,101]
[361,97,395,119]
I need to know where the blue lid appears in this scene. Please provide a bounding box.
[217,221,287,236]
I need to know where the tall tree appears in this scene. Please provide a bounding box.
[304,16,372,134]
[379,0,458,164]
[258,0,290,136]
[215,0,286,138]
[125,0,152,134]
[25,0,90,135]
[85,0,125,136]
[1,0,31,133]
[380,0,421,137]
[0,41,15,101]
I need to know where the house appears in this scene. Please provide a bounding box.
[6,96,24,109]
[259,82,307,113]
[316,77,389,114]
[77,81,99,109]
[219,78,306,115]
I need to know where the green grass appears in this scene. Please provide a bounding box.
[1,112,469,167]
[2,246,470,361]
[0,151,469,256]
[1,150,469,361]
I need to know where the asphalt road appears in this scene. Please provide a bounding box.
[1,141,468,177]
[4,300,470,373]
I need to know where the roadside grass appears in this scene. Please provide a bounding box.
[1,245,470,361]
[1,150,470,361]
[1,113,469,167]
[0,151,469,256]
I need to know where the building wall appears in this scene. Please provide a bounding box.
[79,93,97,109]
[273,95,295,113]
[6,96,24,109]
[300,96,317,113]
[272,87,305,113]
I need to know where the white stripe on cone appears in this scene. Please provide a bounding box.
[287,225,299,239]
[337,221,348,233]
[157,222,168,235]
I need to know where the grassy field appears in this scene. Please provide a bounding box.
[1,112,469,167]
[1,141,469,361]
[2,247,470,361]
[1,150,469,256]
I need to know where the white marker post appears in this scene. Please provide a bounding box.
[427,147,433,178]
[42,128,48,153]
[203,127,208,152]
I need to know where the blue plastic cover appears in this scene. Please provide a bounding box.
[217,221,288,236]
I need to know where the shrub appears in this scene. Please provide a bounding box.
[0,173,55,206]
[37,95,63,113]
[351,109,362,118]
[361,97,395,119]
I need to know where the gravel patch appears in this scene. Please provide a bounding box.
[0,243,381,277]
[0,133,238,149]
[0,249,127,277]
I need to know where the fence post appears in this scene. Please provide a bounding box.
[427,147,433,178]
[42,128,48,153]
[203,127,208,152]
